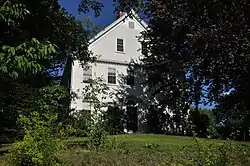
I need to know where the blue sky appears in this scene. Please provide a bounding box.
[59,0,116,28]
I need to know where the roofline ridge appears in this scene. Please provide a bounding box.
[89,10,148,46]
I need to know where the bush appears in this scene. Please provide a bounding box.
[147,105,168,134]
[102,106,126,135]
[86,123,107,150]
[72,110,93,137]
[159,137,249,166]
[8,112,63,166]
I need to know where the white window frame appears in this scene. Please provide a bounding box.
[108,67,116,84]
[116,38,124,53]
[83,65,92,83]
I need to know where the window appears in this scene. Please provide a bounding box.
[127,69,134,86]
[129,21,135,29]
[83,65,92,82]
[108,68,116,84]
[117,38,124,52]
[141,42,148,55]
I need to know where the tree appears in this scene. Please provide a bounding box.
[0,1,56,78]
[188,108,216,138]
[9,112,63,166]
[77,0,250,139]
[79,0,144,14]
[136,0,250,138]
[0,1,106,163]
[102,106,126,135]
[0,0,56,143]
[0,0,101,143]
[214,91,250,140]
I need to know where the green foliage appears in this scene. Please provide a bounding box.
[0,3,104,166]
[8,112,63,166]
[0,0,70,143]
[1,0,94,76]
[147,105,170,134]
[86,123,108,150]
[0,1,56,78]
[62,134,250,166]
[0,84,70,165]
[72,110,93,137]
[187,108,219,139]
[78,77,110,150]
[144,0,250,101]
[139,0,250,140]
[188,109,210,138]
[0,39,56,78]
[81,18,104,39]
[102,106,126,135]
[0,0,29,26]
[34,85,68,113]
[214,92,250,140]
[112,0,144,13]
[78,0,104,17]
[78,0,143,16]
[159,137,249,166]
[81,77,109,121]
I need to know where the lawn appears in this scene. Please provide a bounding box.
[1,134,250,165]
[62,134,250,166]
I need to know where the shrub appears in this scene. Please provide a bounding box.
[102,106,126,135]
[159,136,249,166]
[72,110,93,137]
[8,112,63,166]
[86,122,107,150]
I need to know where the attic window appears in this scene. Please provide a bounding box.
[129,21,135,29]
[117,38,124,52]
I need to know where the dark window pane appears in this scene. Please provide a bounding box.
[127,77,134,85]
[117,39,124,52]
[127,69,134,85]
[108,68,116,84]
[117,45,124,52]
[117,39,123,45]
[108,76,116,84]
[142,42,148,55]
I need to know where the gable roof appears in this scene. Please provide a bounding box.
[89,9,148,46]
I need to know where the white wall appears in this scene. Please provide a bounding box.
[89,16,144,63]
[71,15,146,111]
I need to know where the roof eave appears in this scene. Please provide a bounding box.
[88,10,148,46]
[89,13,128,45]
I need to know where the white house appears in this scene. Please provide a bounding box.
[70,10,148,132]
[65,10,191,134]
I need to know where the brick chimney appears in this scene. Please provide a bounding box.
[119,11,125,18]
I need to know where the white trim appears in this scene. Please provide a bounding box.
[115,51,126,54]
[116,38,125,53]
[89,10,148,47]
[89,13,127,45]
[69,60,74,110]
[131,9,148,29]
[96,58,129,66]
[70,60,74,90]
[108,67,117,84]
